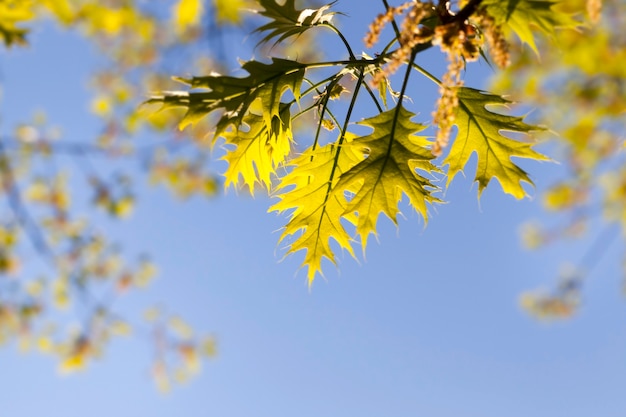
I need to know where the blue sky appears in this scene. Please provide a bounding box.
[1,3,626,417]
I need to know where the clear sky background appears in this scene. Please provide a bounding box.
[1,3,626,417]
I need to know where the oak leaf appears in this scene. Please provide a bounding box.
[221,105,293,193]
[336,105,440,249]
[483,0,580,54]
[444,87,548,199]
[254,0,337,45]
[271,135,361,284]
[149,58,305,137]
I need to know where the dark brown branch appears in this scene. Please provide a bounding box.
[438,0,484,24]
[453,0,484,23]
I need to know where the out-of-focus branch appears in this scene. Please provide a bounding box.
[0,141,54,262]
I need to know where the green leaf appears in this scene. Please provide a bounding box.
[483,0,581,54]
[444,87,548,199]
[254,0,337,45]
[148,58,305,136]
[270,135,362,285]
[336,105,440,248]
[147,59,306,195]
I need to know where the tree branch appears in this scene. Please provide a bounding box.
[438,0,484,23]
[453,0,484,23]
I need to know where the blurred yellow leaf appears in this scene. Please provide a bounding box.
[99,8,125,35]
[134,261,158,287]
[173,367,191,384]
[109,320,132,336]
[152,361,170,393]
[18,335,31,352]
[143,306,161,322]
[111,196,134,218]
[37,336,53,353]
[173,0,203,33]
[41,0,75,25]
[59,336,92,373]
[0,253,20,275]
[59,354,85,373]
[520,292,578,319]
[25,279,45,297]
[0,0,35,46]
[200,336,217,357]
[542,182,585,211]
[52,278,70,309]
[91,95,112,117]
[179,344,201,373]
[25,180,48,202]
[214,0,245,24]
[0,226,18,247]
[14,125,39,142]
[169,316,193,339]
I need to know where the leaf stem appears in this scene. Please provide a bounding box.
[312,72,365,244]
[337,72,365,149]
[386,49,418,161]
[410,62,442,86]
[325,23,357,60]
[310,76,343,151]
[301,73,345,98]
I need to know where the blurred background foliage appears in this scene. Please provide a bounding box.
[0,0,624,390]
[494,0,625,320]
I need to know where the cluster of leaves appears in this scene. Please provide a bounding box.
[151,0,583,285]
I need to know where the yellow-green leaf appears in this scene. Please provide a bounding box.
[213,0,248,24]
[483,0,581,55]
[336,105,440,247]
[0,0,35,47]
[41,0,75,25]
[271,135,362,285]
[221,105,293,193]
[172,0,204,33]
[444,87,548,199]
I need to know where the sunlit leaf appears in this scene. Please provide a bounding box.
[336,105,440,247]
[271,133,362,284]
[483,0,581,54]
[149,58,305,136]
[254,0,337,45]
[221,104,293,193]
[444,87,548,199]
